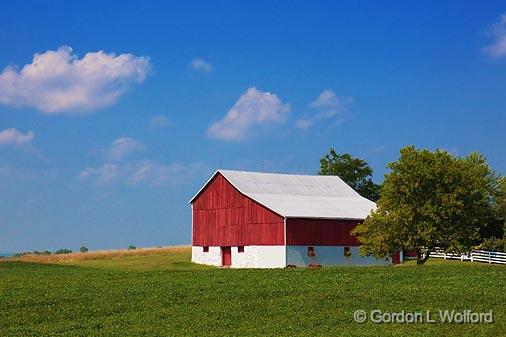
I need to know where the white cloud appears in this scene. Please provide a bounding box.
[484,13,506,58]
[81,137,210,187]
[107,137,144,161]
[310,89,352,119]
[148,114,171,129]
[310,89,341,109]
[189,58,213,73]
[0,46,151,114]
[80,160,208,187]
[295,119,312,129]
[130,160,183,185]
[296,89,352,129]
[207,87,290,141]
[0,128,34,145]
[79,163,119,185]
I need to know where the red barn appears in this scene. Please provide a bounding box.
[190,170,399,268]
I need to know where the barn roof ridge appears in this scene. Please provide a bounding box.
[218,169,321,177]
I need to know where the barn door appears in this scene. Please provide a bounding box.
[221,246,231,267]
[391,251,401,264]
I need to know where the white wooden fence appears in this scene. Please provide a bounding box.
[429,249,506,265]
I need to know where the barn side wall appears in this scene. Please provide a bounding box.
[285,218,360,246]
[192,173,284,246]
[284,218,392,266]
[286,246,391,266]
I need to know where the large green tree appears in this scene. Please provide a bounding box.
[500,178,506,226]
[499,178,506,246]
[352,146,501,264]
[319,149,381,201]
[482,176,505,241]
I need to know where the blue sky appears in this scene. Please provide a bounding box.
[1,1,505,252]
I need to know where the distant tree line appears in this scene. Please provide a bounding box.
[14,248,73,257]
[13,245,140,257]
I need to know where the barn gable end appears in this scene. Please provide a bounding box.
[191,172,284,246]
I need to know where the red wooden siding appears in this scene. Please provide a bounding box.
[192,173,284,246]
[285,218,360,246]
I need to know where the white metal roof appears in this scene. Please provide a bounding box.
[190,170,376,220]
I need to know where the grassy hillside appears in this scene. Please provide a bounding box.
[60,250,211,271]
[0,250,504,337]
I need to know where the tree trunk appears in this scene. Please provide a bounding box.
[415,249,430,265]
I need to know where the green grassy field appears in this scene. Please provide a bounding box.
[0,252,504,337]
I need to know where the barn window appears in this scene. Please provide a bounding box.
[344,247,351,257]
[307,246,315,257]
[238,246,245,253]
[203,246,209,253]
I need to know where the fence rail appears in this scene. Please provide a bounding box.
[429,249,506,265]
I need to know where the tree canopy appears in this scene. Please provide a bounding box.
[499,178,506,226]
[319,148,381,201]
[352,146,502,264]
[499,178,506,243]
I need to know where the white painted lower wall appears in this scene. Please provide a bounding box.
[191,246,221,266]
[253,246,285,268]
[192,245,286,268]
[286,245,392,266]
[192,245,394,268]
[231,246,257,268]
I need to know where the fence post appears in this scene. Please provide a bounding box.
[470,252,474,262]
[488,251,491,264]
[443,252,446,260]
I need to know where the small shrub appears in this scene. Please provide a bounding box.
[479,237,504,252]
[54,249,73,255]
[128,245,137,250]
[15,250,52,256]
[80,246,89,253]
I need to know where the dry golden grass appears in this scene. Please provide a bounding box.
[8,245,191,264]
